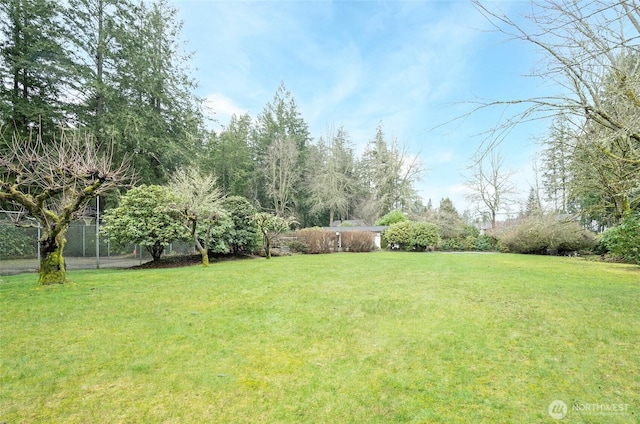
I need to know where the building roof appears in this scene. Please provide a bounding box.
[330,219,365,227]
[321,226,388,233]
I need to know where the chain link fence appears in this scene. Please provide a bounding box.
[0,219,193,276]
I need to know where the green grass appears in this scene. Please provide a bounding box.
[1,252,638,423]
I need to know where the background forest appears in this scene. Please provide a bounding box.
[0,0,427,229]
[2,0,640,265]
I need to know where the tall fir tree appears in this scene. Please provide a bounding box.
[308,126,357,225]
[252,83,310,220]
[205,113,254,197]
[112,0,203,183]
[60,0,203,183]
[541,115,573,213]
[0,0,69,140]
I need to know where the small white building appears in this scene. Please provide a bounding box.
[321,225,388,249]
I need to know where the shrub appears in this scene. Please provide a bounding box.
[222,196,259,254]
[383,221,413,249]
[599,213,640,264]
[0,223,36,258]
[286,238,309,254]
[497,214,596,255]
[341,231,376,252]
[439,238,464,251]
[462,225,480,239]
[409,222,440,251]
[101,185,187,261]
[384,221,441,251]
[293,228,336,254]
[205,210,235,254]
[460,236,475,251]
[474,234,497,251]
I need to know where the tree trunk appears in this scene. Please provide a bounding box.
[38,234,67,285]
[200,249,209,266]
[264,235,271,259]
[190,219,211,267]
[614,195,631,223]
[148,242,164,261]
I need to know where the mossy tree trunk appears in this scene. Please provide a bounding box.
[200,248,209,266]
[1,130,134,286]
[187,214,213,267]
[263,233,272,259]
[38,226,69,285]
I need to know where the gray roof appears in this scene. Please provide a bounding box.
[321,226,387,233]
[330,219,366,227]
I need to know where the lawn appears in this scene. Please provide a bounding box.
[1,252,638,423]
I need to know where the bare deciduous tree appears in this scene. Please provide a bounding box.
[471,0,640,157]
[464,149,518,229]
[265,135,299,217]
[0,130,133,284]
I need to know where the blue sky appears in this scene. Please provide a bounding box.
[170,0,551,216]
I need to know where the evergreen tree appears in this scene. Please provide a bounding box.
[359,123,421,219]
[108,0,204,183]
[62,0,133,141]
[541,115,573,213]
[62,0,203,183]
[0,0,69,139]
[205,113,254,197]
[308,126,357,225]
[252,83,310,219]
[524,186,542,216]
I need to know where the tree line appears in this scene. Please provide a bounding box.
[203,83,423,228]
[470,0,640,231]
[0,0,423,227]
[0,0,423,284]
[1,0,202,183]
[5,0,640,285]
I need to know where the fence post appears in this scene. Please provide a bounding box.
[96,195,100,269]
[37,222,41,264]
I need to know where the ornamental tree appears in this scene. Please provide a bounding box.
[101,185,186,261]
[0,130,133,285]
[169,167,224,266]
[253,212,295,259]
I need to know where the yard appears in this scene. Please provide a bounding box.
[0,252,638,423]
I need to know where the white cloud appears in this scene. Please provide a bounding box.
[430,150,454,165]
[172,0,548,209]
[203,93,247,129]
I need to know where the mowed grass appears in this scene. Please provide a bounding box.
[1,252,638,423]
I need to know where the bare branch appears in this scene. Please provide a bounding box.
[466,0,640,156]
[0,128,135,284]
